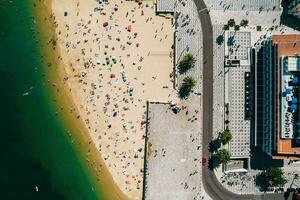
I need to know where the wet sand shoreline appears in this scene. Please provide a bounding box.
[31,0,129,199]
[36,0,177,199]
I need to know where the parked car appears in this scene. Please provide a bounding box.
[202,157,208,167]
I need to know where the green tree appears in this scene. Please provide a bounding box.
[257,25,262,31]
[240,19,249,27]
[179,76,196,98]
[234,25,240,31]
[228,19,235,27]
[216,149,230,165]
[223,24,229,30]
[209,139,221,153]
[266,168,287,187]
[178,53,196,74]
[219,129,232,145]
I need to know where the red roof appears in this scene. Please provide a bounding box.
[271,35,300,158]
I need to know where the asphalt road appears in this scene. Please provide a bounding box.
[194,0,288,199]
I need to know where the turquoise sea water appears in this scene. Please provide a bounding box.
[0,1,104,199]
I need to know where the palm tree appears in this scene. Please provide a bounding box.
[183,76,196,88]
[227,19,235,27]
[266,168,287,187]
[179,76,196,98]
[240,19,248,27]
[234,25,240,31]
[218,129,232,145]
[178,53,196,74]
[216,149,230,165]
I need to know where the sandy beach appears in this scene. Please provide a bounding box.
[47,0,177,199]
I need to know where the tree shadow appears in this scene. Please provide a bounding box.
[178,66,187,74]
[255,172,269,192]
[284,191,291,200]
[216,35,224,45]
[209,139,221,153]
[227,35,235,46]
[179,85,191,99]
[250,147,283,170]
[280,0,300,31]
[208,155,221,170]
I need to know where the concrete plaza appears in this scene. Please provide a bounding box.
[143,96,202,200]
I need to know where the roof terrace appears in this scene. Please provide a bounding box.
[280,56,300,139]
[272,35,300,157]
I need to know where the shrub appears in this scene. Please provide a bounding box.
[266,168,287,187]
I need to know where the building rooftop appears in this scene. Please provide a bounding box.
[224,31,251,159]
[286,56,300,71]
[272,35,300,157]
[225,31,251,66]
[227,66,251,158]
[280,56,299,139]
[228,32,251,60]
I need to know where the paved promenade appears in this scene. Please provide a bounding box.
[157,0,203,94]
[219,168,300,195]
[212,25,225,137]
[205,0,282,26]
[205,0,281,11]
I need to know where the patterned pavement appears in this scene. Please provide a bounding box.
[157,0,203,94]
[212,25,225,137]
[205,0,281,11]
